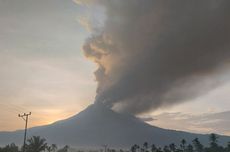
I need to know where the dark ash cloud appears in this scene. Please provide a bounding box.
[80,0,230,114]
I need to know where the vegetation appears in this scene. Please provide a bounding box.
[0,143,19,152]
[0,134,229,152]
[0,136,58,152]
[25,136,47,152]
[130,134,229,152]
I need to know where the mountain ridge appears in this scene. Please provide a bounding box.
[0,104,229,148]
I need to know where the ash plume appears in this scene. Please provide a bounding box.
[79,0,230,114]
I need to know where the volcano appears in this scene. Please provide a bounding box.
[0,103,229,148]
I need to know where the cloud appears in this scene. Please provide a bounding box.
[79,0,230,114]
[138,116,157,122]
[152,111,230,135]
[77,17,93,32]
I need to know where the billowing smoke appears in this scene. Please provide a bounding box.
[78,0,230,114]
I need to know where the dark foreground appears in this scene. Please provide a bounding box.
[0,133,230,152]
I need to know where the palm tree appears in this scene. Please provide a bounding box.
[180,139,186,151]
[143,142,148,152]
[25,136,47,152]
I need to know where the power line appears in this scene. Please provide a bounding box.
[18,112,31,152]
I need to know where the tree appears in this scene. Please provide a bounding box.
[156,147,162,152]
[180,139,186,151]
[151,144,157,152]
[25,136,47,152]
[163,146,170,152]
[169,143,176,152]
[186,144,194,152]
[207,133,224,152]
[143,142,149,152]
[192,138,203,152]
[226,142,230,152]
[0,143,19,152]
[209,133,218,148]
[131,144,139,152]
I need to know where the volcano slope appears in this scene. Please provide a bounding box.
[0,104,229,148]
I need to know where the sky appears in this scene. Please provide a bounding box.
[0,0,229,136]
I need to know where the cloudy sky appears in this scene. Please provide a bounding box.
[0,0,229,136]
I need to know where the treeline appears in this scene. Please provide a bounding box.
[131,134,230,152]
[0,136,69,152]
[0,133,230,152]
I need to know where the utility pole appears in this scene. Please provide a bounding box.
[18,112,31,152]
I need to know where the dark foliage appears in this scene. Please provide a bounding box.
[0,134,230,152]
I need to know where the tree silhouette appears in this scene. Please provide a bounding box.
[209,133,218,148]
[0,143,19,152]
[206,134,225,152]
[180,139,186,152]
[169,143,176,152]
[163,146,170,152]
[192,138,203,152]
[156,147,162,152]
[1,133,230,152]
[151,144,157,152]
[186,144,194,152]
[25,136,47,152]
[131,144,139,152]
[143,142,149,152]
[131,145,135,152]
[226,142,230,152]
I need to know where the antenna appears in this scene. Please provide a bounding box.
[18,112,31,152]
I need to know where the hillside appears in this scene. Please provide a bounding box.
[0,103,229,148]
